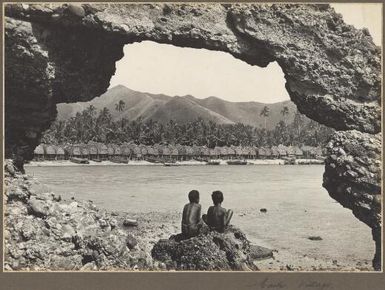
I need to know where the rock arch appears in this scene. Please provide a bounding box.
[4,3,382,270]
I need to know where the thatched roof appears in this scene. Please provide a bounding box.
[201,146,210,156]
[140,146,148,155]
[209,149,216,156]
[56,146,65,155]
[234,147,243,155]
[286,146,296,155]
[44,145,56,155]
[113,145,122,155]
[34,144,45,155]
[271,146,279,156]
[219,147,228,155]
[98,144,108,155]
[88,144,98,155]
[248,147,256,155]
[277,145,287,156]
[185,146,194,155]
[293,146,303,156]
[162,146,171,155]
[227,147,235,155]
[264,147,272,156]
[176,144,186,155]
[81,146,89,155]
[121,145,131,156]
[170,146,178,156]
[71,145,82,156]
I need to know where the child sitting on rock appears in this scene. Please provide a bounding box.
[203,190,233,233]
[181,190,202,238]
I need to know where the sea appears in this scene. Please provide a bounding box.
[26,164,374,268]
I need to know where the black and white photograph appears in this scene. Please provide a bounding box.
[3,2,382,273]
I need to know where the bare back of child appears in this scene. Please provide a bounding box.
[203,190,233,233]
[181,190,202,238]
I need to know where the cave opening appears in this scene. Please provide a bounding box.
[4,2,381,271]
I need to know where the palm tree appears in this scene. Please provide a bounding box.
[115,100,126,112]
[280,106,289,124]
[260,106,270,130]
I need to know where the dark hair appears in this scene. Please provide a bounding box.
[212,190,224,205]
[188,190,200,203]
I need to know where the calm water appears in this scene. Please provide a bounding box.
[26,165,374,266]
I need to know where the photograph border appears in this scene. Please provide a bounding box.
[1,0,384,289]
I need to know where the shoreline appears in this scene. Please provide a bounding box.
[24,159,324,167]
[6,160,370,272]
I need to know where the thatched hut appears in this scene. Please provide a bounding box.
[162,145,171,160]
[87,144,98,160]
[176,144,186,161]
[286,146,296,157]
[121,144,132,159]
[227,147,236,159]
[201,146,210,157]
[56,146,66,160]
[112,144,122,156]
[270,146,279,159]
[277,145,287,157]
[33,144,45,160]
[81,145,90,159]
[234,146,243,157]
[248,147,257,159]
[191,145,201,158]
[241,147,250,159]
[70,144,82,158]
[107,144,115,160]
[44,144,57,160]
[185,146,194,160]
[98,144,109,160]
[147,146,155,156]
[209,148,217,159]
[258,147,266,159]
[293,146,303,158]
[301,146,313,159]
[219,147,228,159]
[264,147,272,159]
[170,145,178,160]
[139,145,148,159]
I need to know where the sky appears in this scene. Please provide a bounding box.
[109,3,382,103]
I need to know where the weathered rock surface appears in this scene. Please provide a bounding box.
[151,226,273,270]
[4,3,382,270]
[4,160,152,271]
[323,130,382,270]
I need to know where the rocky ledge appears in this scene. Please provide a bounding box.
[151,226,273,271]
[4,160,272,271]
[4,160,152,271]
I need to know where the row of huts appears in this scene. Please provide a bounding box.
[33,143,325,161]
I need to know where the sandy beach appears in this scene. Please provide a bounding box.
[24,159,323,167]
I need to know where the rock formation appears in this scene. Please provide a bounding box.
[151,226,273,270]
[4,160,152,270]
[4,3,382,270]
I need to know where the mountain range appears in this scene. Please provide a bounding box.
[57,85,298,129]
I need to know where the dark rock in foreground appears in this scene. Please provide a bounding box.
[151,226,273,271]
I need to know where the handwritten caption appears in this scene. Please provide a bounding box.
[248,278,333,290]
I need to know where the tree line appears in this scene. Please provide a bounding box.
[41,104,334,148]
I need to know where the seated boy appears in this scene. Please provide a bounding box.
[181,190,202,238]
[203,190,233,233]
